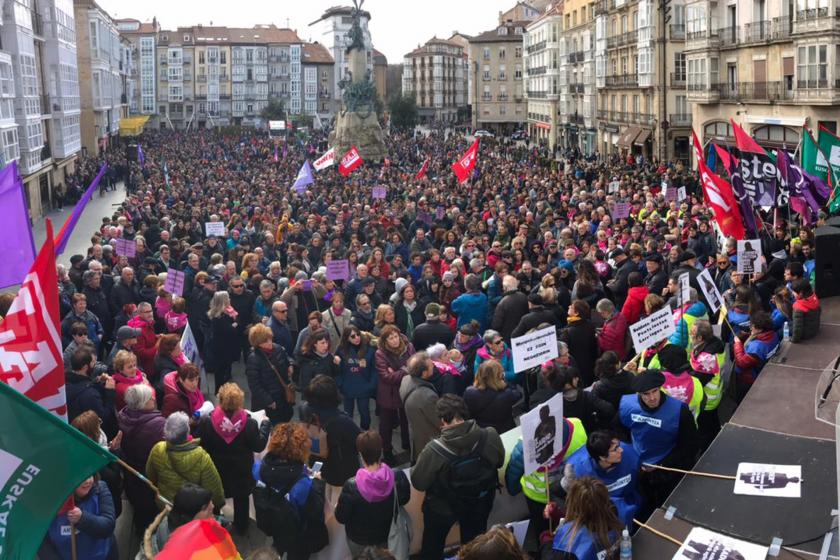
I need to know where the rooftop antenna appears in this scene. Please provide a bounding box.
[286,17,290,28]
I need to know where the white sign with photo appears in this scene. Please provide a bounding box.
[737,239,761,274]
[697,268,723,313]
[678,273,691,305]
[673,527,769,560]
[204,221,226,237]
[734,463,802,498]
[511,325,559,373]
[519,393,564,476]
[629,306,677,354]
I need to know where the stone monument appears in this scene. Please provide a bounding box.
[329,0,387,162]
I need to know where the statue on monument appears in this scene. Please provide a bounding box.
[329,0,387,161]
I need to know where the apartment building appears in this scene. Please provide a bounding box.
[402,37,468,123]
[0,0,84,219]
[684,0,840,157]
[373,48,387,101]
[469,20,528,134]
[75,0,129,156]
[155,28,193,129]
[116,18,159,124]
[524,4,563,148]
[191,27,231,128]
[558,0,598,153]
[302,41,336,119]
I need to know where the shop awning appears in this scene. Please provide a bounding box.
[119,116,150,136]
[633,127,652,146]
[616,126,641,148]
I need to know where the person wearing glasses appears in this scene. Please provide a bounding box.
[336,326,378,430]
[268,301,294,357]
[473,329,516,385]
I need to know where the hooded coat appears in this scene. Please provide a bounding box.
[335,466,411,546]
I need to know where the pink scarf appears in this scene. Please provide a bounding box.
[224,306,238,319]
[210,407,248,444]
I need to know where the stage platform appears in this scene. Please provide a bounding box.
[633,296,840,559]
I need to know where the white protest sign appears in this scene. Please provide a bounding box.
[519,393,564,476]
[678,272,691,305]
[734,463,802,498]
[204,221,226,237]
[268,120,286,131]
[629,306,676,354]
[677,186,687,201]
[737,239,761,274]
[180,321,207,395]
[673,526,768,560]
[609,180,620,193]
[697,268,723,313]
[511,325,558,373]
[313,148,336,171]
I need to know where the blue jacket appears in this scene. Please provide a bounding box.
[668,301,708,349]
[336,344,378,398]
[619,393,684,465]
[451,292,489,332]
[268,317,294,357]
[553,523,617,560]
[486,274,504,310]
[770,307,788,335]
[474,345,516,384]
[726,306,751,341]
[566,442,642,527]
[44,481,115,560]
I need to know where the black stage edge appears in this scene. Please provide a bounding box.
[633,296,840,558]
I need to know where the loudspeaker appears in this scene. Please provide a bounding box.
[815,225,840,298]
[826,216,840,228]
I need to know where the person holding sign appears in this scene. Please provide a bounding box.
[668,288,709,353]
[617,369,699,511]
[550,477,624,560]
[732,311,780,401]
[689,320,727,449]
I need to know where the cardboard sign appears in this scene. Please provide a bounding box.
[609,180,620,193]
[629,306,677,354]
[611,202,631,220]
[114,238,136,258]
[734,463,802,498]
[737,239,761,274]
[664,186,678,202]
[673,527,769,560]
[511,325,559,373]
[164,268,186,297]
[678,272,691,305]
[697,268,723,313]
[519,393,564,476]
[372,185,387,199]
[436,206,445,220]
[326,259,350,281]
[204,221,226,237]
[677,185,687,201]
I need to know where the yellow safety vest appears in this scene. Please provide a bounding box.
[690,349,726,411]
[521,417,587,503]
[661,374,705,421]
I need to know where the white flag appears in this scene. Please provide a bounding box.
[313,148,336,171]
[180,320,208,394]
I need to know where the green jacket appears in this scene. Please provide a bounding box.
[145,439,225,508]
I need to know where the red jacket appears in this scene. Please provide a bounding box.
[598,312,628,360]
[127,316,158,379]
[621,286,649,326]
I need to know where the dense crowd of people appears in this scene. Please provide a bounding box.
[31,123,828,560]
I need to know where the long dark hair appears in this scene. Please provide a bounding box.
[168,483,212,531]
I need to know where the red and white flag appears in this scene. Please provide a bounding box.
[692,130,746,240]
[313,148,336,171]
[0,219,66,418]
[452,139,479,183]
[339,146,364,177]
[416,158,430,180]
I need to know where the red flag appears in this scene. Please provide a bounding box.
[730,119,765,154]
[339,146,363,177]
[416,158,430,180]
[692,131,746,240]
[714,144,738,171]
[0,219,66,418]
[452,139,480,183]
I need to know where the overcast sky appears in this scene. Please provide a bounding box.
[99,0,520,63]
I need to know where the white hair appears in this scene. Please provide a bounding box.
[426,343,447,361]
[502,275,518,292]
[124,384,154,410]
[164,412,190,444]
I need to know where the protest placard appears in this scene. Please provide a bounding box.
[664,186,678,202]
[511,325,559,373]
[164,268,186,297]
[734,463,802,498]
[326,259,350,281]
[114,238,136,257]
[436,206,445,220]
[677,186,687,201]
[673,527,768,560]
[678,272,691,305]
[629,306,676,354]
[737,239,761,274]
[519,393,564,476]
[204,221,226,237]
[697,267,723,313]
[372,185,387,199]
[609,180,620,193]
[611,202,631,220]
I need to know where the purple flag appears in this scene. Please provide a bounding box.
[0,160,36,288]
[55,163,108,256]
[723,148,759,238]
[273,144,278,163]
[138,144,145,168]
[292,160,314,193]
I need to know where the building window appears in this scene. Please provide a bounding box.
[674,52,686,80]
[483,47,491,60]
[515,65,522,79]
[499,48,506,59]
[753,125,800,145]
[797,44,827,88]
[515,47,522,58]
[483,65,490,80]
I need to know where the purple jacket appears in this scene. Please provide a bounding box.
[374,341,415,410]
[118,407,166,472]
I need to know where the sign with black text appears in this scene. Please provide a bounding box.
[629,306,676,354]
[511,325,558,373]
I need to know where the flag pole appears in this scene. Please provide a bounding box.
[117,458,173,508]
[70,524,78,560]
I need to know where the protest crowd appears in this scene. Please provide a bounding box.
[23,122,830,560]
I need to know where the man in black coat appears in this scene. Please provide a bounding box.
[511,293,557,339]
[606,249,636,310]
[644,253,669,297]
[82,271,113,347]
[66,347,117,436]
[670,250,705,307]
[412,303,455,351]
[229,277,257,360]
[491,275,530,343]
[109,266,140,314]
[559,300,599,388]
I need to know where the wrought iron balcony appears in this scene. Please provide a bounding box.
[527,40,547,54]
[670,113,692,127]
[670,24,686,40]
[670,72,686,87]
[605,74,638,87]
[717,81,793,101]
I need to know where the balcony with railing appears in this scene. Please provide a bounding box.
[526,90,548,98]
[634,113,655,126]
[717,81,792,102]
[527,40,547,54]
[670,24,686,40]
[793,7,840,32]
[670,113,692,127]
[670,72,686,87]
[498,93,509,101]
[605,74,638,87]
[686,28,720,50]
[794,77,840,102]
[569,82,585,94]
[567,51,584,64]
[611,111,629,123]
[569,113,585,124]
[687,81,720,102]
[527,66,547,76]
[607,30,639,49]
[482,93,492,101]
[598,109,610,120]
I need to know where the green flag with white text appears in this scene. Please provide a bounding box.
[0,382,117,559]
[802,127,840,213]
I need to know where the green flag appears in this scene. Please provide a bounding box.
[0,382,117,559]
[818,128,840,213]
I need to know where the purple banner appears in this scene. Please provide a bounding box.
[164,268,186,296]
[326,259,349,281]
[372,186,387,199]
[0,161,35,289]
[114,238,136,257]
[611,202,631,220]
[55,163,108,256]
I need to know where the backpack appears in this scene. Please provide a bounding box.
[429,429,498,509]
[253,475,328,554]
